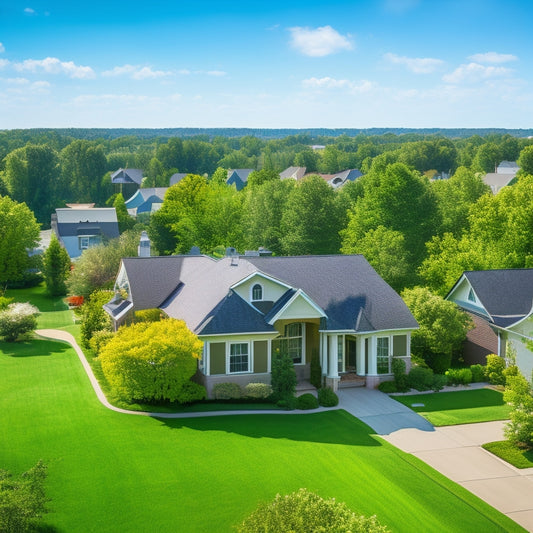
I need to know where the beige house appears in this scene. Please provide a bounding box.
[105,254,417,398]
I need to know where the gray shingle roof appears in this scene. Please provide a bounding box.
[462,269,533,327]
[110,168,144,184]
[118,254,417,335]
[244,255,417,332]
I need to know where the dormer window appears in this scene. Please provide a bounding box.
[252,283,263,301]
[468,288,476,303]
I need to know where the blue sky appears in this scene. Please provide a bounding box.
[1,0,532,129]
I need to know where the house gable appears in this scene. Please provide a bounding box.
[265,289,326,324]
[446,275,491,320]
[231,272,291,309]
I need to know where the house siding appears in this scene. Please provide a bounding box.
[210,342,226,375]
[393,335,407,356]
[463,312,498,365]
[254,340,268,373]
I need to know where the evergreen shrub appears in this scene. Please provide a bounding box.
[296,393,319,410]
[317,387,339,407]
[213,382,242,400]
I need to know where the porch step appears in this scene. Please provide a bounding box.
[295,380,318,397]
[338,375,366,388]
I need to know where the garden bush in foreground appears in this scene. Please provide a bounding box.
[243,382,272,399]
[100,319,205,403]
[237,488,390,533]
[485,354,506,385]
[318,387,339,407]
[213,382,242,400]
[504,373,533,449]
[0,302,39,342]
[446,368,472,386]
[296,393,319,410]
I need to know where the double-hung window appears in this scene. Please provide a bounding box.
[229,343,249,373]
[377,337,390,374]
[273,323,304,364]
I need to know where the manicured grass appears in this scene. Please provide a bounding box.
[5,283,75,330]
[0,341,524,532]
[483,441,533,469]
[392,389,511,426]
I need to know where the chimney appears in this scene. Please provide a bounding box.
[138,231,151,257]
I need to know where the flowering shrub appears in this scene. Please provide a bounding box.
[0,302,39,342]
[243,382,272,399]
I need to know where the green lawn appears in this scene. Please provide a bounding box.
[483,441,533,469]
[392,389,511,426]
[0,340,524,532]
[5,283,76,330]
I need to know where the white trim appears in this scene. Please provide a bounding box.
[231,271,292,292]
[199,331,279,338]
[267,289,326,325]
[226,341,252,374]
[250,282,263,302]
[113,301,134,321]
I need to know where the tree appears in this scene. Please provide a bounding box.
[342,226,412,291]
[79,290,113,348]
[242,179,295,254]
[280,175,342,255]
[402,287,473,373]
[67,230,141,298]
[3,144,59,224]
[341,163,440,273]
[0,302,39,342]
[113,192,135,232]
[99,319,205,403]
[246,168,280,188]
[472,142,501,173]
[59,140,108,203]
[518,145,533,176]
[237,489,390,533]
[42,234,71,296]
[270,350,297,404]
[504,372,533,448]
[0,196,40,286]
[0,460,48,533]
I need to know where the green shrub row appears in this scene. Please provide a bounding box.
[213,382,273,400]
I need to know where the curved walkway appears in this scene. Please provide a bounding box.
[36,329,533,530]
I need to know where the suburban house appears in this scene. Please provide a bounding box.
[226,169,254,190]
[169,173,188,186]
[483,160,519,194]
[446,269,533,380]
[328,169,363,188]
[111,168,144,197]
[104,251,418,398]
[124,187,168,217]
[279,166,307,181]
[51,204,119,259]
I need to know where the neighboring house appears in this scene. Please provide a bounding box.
[226,169,254,190]
[51,204,119,259]
[169,173,188,186]
[110,168,144,186]
[124,187,168,217]
[446,269,533,379]
[279,167,306,181]
[483,161,519,194]
[328,169,363,188]
[496,161,519,174]
[482,173,516,194]
[104,253,418,397]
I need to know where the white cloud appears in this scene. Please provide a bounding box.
[443,62,512,84]
[102,64,172,80]
[0,43,5,53]
[6,77,30,84]
[13,57,95,79]
[384,52,444,73]
[24,7,35,14]
[468,52,518,64]
[178,69,191,75]
[288,25,353,57]
[302,76,374,93]
[0,59,9,69]
[206,70,226,77]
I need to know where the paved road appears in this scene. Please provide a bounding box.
[36,328,533,531]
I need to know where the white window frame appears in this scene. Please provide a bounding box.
[377,336,391,374]
[227,342,251,374]
[273,322,306,365]
[251,283,263,301]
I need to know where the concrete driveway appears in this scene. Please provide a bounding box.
[337,387,435,434]
[383,420,533,531]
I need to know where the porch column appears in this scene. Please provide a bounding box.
[356,336,365,376]
[320,332,328,376]
[327,334,339,379]
[367,335,377,375]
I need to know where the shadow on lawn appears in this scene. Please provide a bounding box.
[156,410,383,447]
[0,339,72,358]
